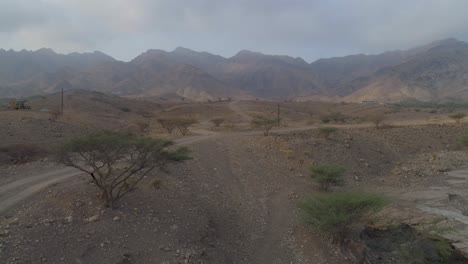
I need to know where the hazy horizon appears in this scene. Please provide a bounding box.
[2,1,468,62]
[0,37,462,64]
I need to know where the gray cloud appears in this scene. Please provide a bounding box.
[1,0,468,61]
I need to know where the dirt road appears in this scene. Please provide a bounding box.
[228,100,253,122]
[0,167,82,214]
[181,135,320,263]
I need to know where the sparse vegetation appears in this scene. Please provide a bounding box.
[210,117,225,127]
[174,118,197,135]
[449,112,466,124]
[367,114,386,128]
[319,127,337,139]
[320,116,331,124]
[49,110,61,122]
[119,107,131,112]
[309,164,345,191]
[157,119,177,134]
[391,100,468,110]
[136,121,150,133]
[0,144,47,164]
[321,112,347,124]
[362,225,464,263]
[301,192,386,243]
[55,131,190,208]
[460,134,468,147]
[251,116,277,136]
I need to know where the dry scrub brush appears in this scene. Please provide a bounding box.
[367,114,386,128]
[174,118,197,135]
[135,121,150,133]
[210,118,225,127]
[158,118,197,135]
[0,144,47,164]
[157,119,177,134]
[251,116,277,136]
[319,127,337,139]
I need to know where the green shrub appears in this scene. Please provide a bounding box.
[459,135,468,147]
[319,127,338,139]
[301,192,386,243]
[310,164,345,191]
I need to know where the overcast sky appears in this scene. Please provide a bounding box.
[1,0,468,62]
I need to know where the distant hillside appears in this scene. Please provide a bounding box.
[2,38,468,102]
[344,39,468,102]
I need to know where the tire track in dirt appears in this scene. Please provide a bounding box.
[187,135,310,263]
[0,168,83,214]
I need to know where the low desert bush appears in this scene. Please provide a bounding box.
[310,164,345,191]
[210,118,225,127]
[0,144,47,164]
[319,127,337,139]
[135,121,150,133]
[49,110,61,122]
[321,112,347,124]
[119,107,131,112]
[320,116,331,124]
[301,192,386,243]
[459,134,468,147]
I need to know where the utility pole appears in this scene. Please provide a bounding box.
[277,103,280,127]
[61,88,64,115]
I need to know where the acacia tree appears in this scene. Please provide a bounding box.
[367,114,386,128]
[174,118,197,135]
[251,116,277,136]
[449,112,466,124]
[157,119,176,134]
[56,132,190,208]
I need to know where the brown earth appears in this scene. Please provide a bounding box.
[1,95,468,263]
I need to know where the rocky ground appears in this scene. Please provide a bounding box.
[2,100,468,263]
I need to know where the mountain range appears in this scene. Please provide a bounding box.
[1,38,468,102]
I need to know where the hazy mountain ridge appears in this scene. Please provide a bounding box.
[2,38,468,102]
[344,38,468,102]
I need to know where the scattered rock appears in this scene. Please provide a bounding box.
[86,215,100,223]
